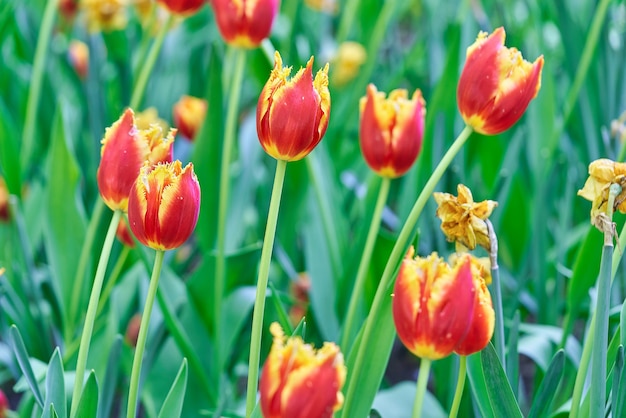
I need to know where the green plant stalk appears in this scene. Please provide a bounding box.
[126,249,165,418]
[486,220,505,368]
[412,359,432,418]
[449,356,467,418]
[69,210,122,418]
[68,198,106,339]
[340,176,391,352]
[245,159,288,418]
[96,245,131,317]
[129,14,174,109]
[335,0,360,43]
[341,125,473,415]
[20,0,59,172]
[590,184,621,417]
[215,48,247,345]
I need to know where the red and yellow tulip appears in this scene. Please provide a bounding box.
[158,0,206,15]
[359,84,426,178]
[172,95,207,141]
[127,161,201,251]
[457,27,544,135]
[257,51,330,162]
[211,0,280,48]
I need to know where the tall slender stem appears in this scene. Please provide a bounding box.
[340,176,390,352]
[245,159,288,417]
[486,220,505,368]
[20,0,59,172]
[126,250,166,418]
[341,125,473,416]
[215,48,247,343]
[70,210,122,418]
[129,14,174,109]
[448,356,467,418]
[412,359,432,418]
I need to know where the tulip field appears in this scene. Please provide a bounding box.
[2,0,626,417]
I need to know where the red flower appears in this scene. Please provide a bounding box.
[97,109,175,212]
[257,51,330,161]
[172,95,207,141]
[116,217,136,247]
[260,323,346,418]
[158,0,206,15]
[127,161,200,250]
[211,0,280,48]
[457,27,544,135]
[359,84,426,178]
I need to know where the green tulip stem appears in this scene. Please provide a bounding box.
[215,47,247,344]
[448,356,467,418]
[126,249,166,418]
[69,209,122,418]
[486,220,505,368]
[340,176,391,352]
[412,359,432,418]
[341,125,473,415]
[245,159,288,418]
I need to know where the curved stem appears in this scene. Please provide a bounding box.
[20,0,59,172]
[129,14,174,109]
[340,176,390,352]
[70,210,122,418]
[412,359,432,418]
[245,159,288,417]
[448,356,467,418]
[126,250,165,418]
[341,125,473,416]
[68,198,106,339]
[215,48,247,341]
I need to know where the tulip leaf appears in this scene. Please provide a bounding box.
[466,352,496,418]
[372,381,446,418]
[98,335,122,418]
[527,350,565,418]
[481,343,524,418]
[75,371,99,418]
[267,280,294,336]
[157,359,188,418]
[42,347,65,418]
[0,99,21,194]
[9,325,44,408]
[612,346,625,418]
[507,310,520,397]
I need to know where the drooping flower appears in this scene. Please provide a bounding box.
[359,84,426,178]
[433,184,497,251]
[257,51,330,162]
[97,109,175,212]
[578,158,626,226]
[211,0,280,48]
[331,42,366,86]
[127,161,201,250]
[392,248,477,360]
[457,27,544,135]
[259,323,346,418]
[82,0,127,32]
[172,95,207,141]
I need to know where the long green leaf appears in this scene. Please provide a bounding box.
[481,343,524,418]
[43,348,66,418]
[97,335,122,418]
[527,350,565,418]
[157,359,188,418]
[613,346,625,418]
[9,325,44,408]
[466,352,495,418]
[75,371,99,418]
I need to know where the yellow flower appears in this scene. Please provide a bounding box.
[331,42,366,87]
[82,0,127,33]
[578,159,626,224]
[433,184,497,251]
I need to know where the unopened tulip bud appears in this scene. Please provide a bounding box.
[173,95,207,141]
[211,0,280,48]
[68,40,89,80]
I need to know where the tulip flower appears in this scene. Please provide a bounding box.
[433,184,498,251]
[457,27,544,135]
[331,42,366,86]
[260,323,346,418]
[158,0,206,15]
[359,84,426,178]
[257,51,330,161]
[97,109,175,212]
[578,158,626,224]
[68,40,89,80]
[82,0,127,32]
[0,177,8,222]
[211,0,280,48]
[0,388,7,418]
[173,95,207,141]
[392,248,478,360]
[116,218,136,247]
[127,161,201,251]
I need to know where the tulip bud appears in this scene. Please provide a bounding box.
[68,40,89,80]
[0,177,9,222]
[457,27,544,135]
[331,41,366,87]
[59,0,79,21]
[172,95,207,141]
[116,217,136,247]
[260,323,346,418]
[211,0,280,48]
[0,389,7,418]
[257,51,330,162]
[158,0,206,15]
[97,109,175,212]
[359,84,426,178]
[392,248,477,360]
[125,313,142,347]
[127,161,201,251]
